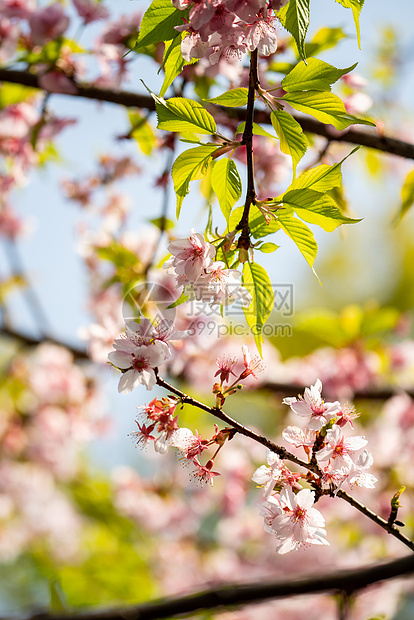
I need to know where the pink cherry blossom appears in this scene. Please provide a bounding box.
[283,379,341,431]
[164,229,215,285]
[72,0,109,24]
[108,339,170,393]
[252,450,284,498]
[190,458,221,486]
[192,261,251,307]
[316,424,368,470]
[239,345,265,380]
[260,486,329,554]
[29,3,70,46]
[215,355,237,384]
[282,426,317,452]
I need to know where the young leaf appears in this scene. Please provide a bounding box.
[276,211,318,269]
[236,122,276,139]
[172,144,218,217]
[304,27,346,58]
[135,0,187,50]
[211,158,242,222]
[257,242,279,253]
[281,0,311,62]
[282,188,361,232]
[335,0,365,48]
[154,95,217,135]
[128,111,157,156]
[166,289,189,308]
[396,169,414,222]
[282,90,375,130]
[288,148,359,191]
[205,88,249,107]
[282,58,357,92]
[271,110,308,176]
[242,262,274,355]
[159,36,185,97]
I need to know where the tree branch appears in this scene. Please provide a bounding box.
[1,68,414,160]
[156,375,414,553]
[237,49,259,250]
[7,555,414,620]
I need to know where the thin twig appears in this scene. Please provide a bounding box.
[1,68,413,160]
[156,375,414,553]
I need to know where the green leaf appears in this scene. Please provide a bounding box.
[282,58,357,92]
[229,206,281,238]
[271,110,308,176]
[282,188,361,231]
[276,211,318,269]
[172,145,218,217]
[205,88,249,107]
[282,91,375,130]
[335,0,365,48]
[236,122,276,139]
[135,0,186,50]
[129,111,156,155]
[159,36,185,97]
[153,94,217,135]
[396,169,414,222]
[257,242,279,253]
[281,0,311,62]
[288,148,358,191]
[166,289,189,308]
[242,262,274,355]
[211,158,242,222]
[304,27,346,58]
[149,217,175,230]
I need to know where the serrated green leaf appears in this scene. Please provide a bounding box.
[205,88,249,107]
[271,110,308,176]
[153,94,217,135]
[229,206,281,238]
[282,0,310,62]
[304,27,346,58]
[257,242,279,253]
[135,0,186,50]
[288,148,358,191]
[396,169,414,222]
[159,36,184,97]
[335,0,365,48]
[282,58,357,92]
[289,162,342,192]
[242,262,274,355]
[172,145,218,217]
[282,188,361,231]
[235,122,276,139]
[211,158,242,222]
[282,90,375,130]
[276,211,318,269]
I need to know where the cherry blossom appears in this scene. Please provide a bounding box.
[315,425,368,470]
[108,339,170,393]
[164,229,215,285]
[28,3,70,46]
[72,0,109,24]
[252,450,284,498]
[192,261,251,307]
[215,355,237,384]
[283,379,341,431]
[239,344,265,380]
[260,486,329,554]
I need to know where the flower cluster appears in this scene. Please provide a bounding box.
[252,379,377,554]
[164,229,251,308]
[173,0,287,64]
[108,318,185,393]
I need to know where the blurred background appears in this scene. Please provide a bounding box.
[2,0,414,618]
